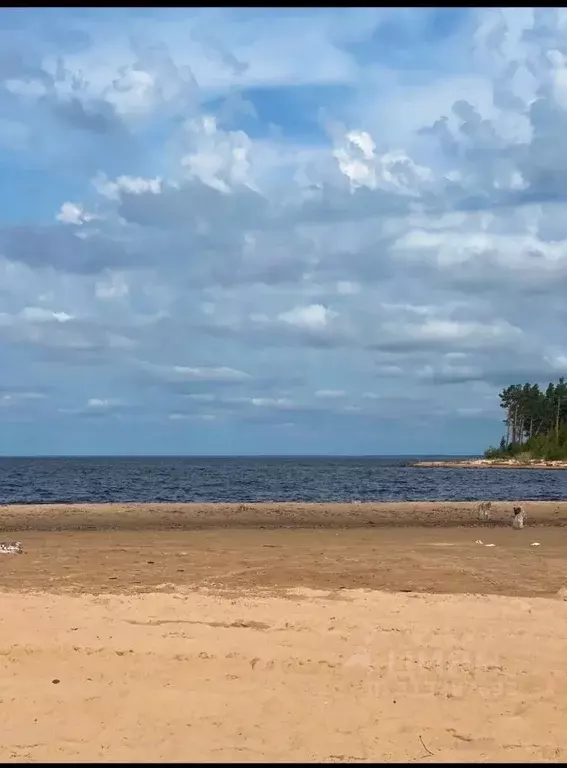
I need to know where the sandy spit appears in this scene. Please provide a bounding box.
[412,459,567,470]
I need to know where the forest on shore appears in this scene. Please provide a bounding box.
[484,377,567,460]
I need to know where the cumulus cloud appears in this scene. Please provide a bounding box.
[93,173,162,200]
[2,7,567,454]
[56,202,97,225]
[278,304,337,332]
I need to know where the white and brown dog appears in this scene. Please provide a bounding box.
[0,541,23,554]
[512,506,526,529]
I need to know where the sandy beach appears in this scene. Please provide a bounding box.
[1,502,567,762]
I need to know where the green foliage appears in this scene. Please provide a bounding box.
[486,377,567,461]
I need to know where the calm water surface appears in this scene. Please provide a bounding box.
[0,456,566,504]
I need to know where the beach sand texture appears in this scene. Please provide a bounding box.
[1,502,567,762]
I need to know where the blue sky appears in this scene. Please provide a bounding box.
[1,7,567,455]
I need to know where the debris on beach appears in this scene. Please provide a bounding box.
[531,542,541,547]
[485,543,496,547]
[0,541,23,554]
[475,539,484,545]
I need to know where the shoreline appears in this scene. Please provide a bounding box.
[411,458,567,469]
[1,500,567,530]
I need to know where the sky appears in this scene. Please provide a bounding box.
[1,7,567,456]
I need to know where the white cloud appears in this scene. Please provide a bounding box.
[169,411,216,421]
[249,397,293,408]
[180,116,256,193]
[93,173,162,201]
[5,78,48,99]
[315,389,345,398]
[401,318,522,345]
[3,8,567,453]
[544,354,567,372]
[87,398,115,409]
[170,365,251,382]
[16,307,73,324]
[0,390,45,406]
[56,202,96,225]
[278,304,338,332]
[333,130,377,190]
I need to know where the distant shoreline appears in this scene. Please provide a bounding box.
[410,458,567,470]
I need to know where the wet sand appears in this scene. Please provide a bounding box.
[1,502,567,762]
[2,499,567,531]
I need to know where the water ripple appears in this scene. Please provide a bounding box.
[0,456,566,504]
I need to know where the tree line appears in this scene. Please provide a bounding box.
[485,377,567,460]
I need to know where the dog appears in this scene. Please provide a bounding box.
[512,506,526,529]
[0,541,23,554]
[476,501,492,522]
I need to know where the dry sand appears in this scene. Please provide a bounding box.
[1,502,567,762]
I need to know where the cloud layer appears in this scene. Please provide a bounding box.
[1,7,566,455]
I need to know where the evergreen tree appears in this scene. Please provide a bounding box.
[486,377,567,460]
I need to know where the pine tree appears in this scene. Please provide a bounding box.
[487,377,567,460]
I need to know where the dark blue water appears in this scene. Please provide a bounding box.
[0,456,566,504]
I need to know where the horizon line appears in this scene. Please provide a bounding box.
[0,453,479,459]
